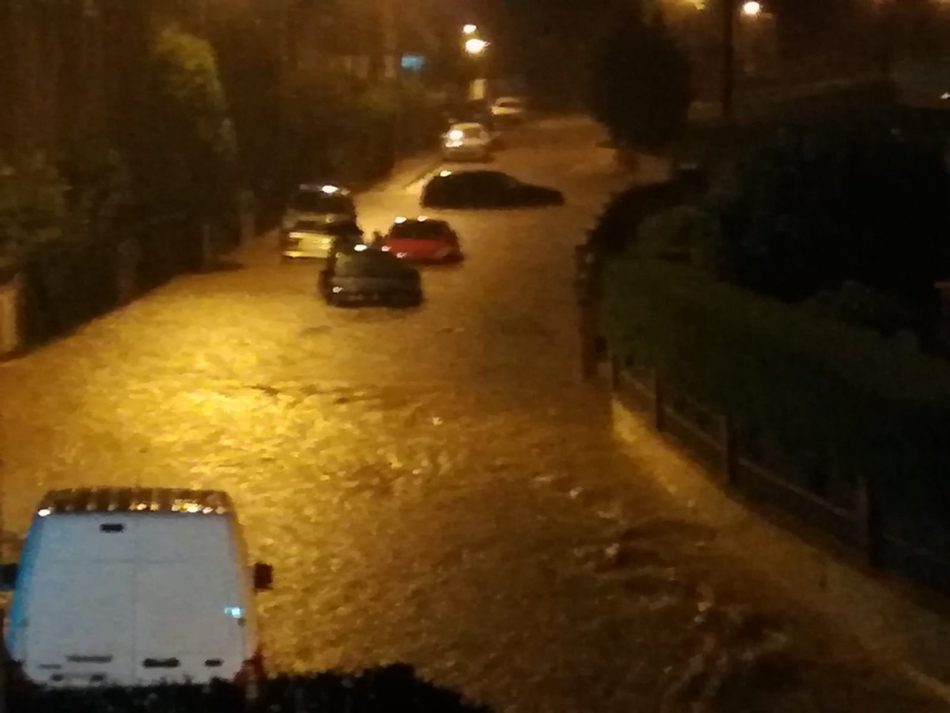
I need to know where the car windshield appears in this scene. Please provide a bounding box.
[290,192,354,214]
[325,220,362,237]
[291,220,326,233]
[474,172,518,188]
[462,127,483,138]
[334,251,413,278]
[390,221,447,239]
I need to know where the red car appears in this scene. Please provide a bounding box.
[380,217,463,263]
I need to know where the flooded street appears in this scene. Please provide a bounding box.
[0,119,940,712]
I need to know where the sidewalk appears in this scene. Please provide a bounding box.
[611,393,950,703]
[362,150,442,194]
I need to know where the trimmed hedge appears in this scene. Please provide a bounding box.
[603,257,950,548]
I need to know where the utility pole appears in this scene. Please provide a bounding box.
[721,0,736,121]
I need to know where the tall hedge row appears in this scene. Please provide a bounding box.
[603,257,950,547]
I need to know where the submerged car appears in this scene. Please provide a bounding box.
[442,122,493,161]
[281,219,362,260]
[490,96,528,124]
[281,184,356,233]
[381,217,462,263]
[421,170,564,209]
[319,247,423,307]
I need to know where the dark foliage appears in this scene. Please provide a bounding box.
[9,665,491,713]
[603,258,950,566]
[713,129,950,311]
[589,10,691,151]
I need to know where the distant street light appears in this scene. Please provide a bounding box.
[741,1,762,17]
[465,38,489,56]
[463,24,478,36]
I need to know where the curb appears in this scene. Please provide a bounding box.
[609,392,950,700]
[399,156,443,191]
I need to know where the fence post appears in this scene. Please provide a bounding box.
[239,190,256,246]
[608,350,621,392]
[115,239,140,306]
[0,274,22,359]
[856,473,880,568]
[652,369,665,431]
[200,222,215,272]
[0,606,5,713]
[720,413,738,485]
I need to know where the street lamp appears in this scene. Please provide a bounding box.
[464,38,489,57]
[463,24,478,36]
[741,1,762,17]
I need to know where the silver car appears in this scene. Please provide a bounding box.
[442,122,492,161]
[281,219,362,260]
[281,184,356,233]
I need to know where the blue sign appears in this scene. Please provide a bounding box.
[401,55,426,72]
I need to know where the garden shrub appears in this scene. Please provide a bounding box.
[603,257,950,549]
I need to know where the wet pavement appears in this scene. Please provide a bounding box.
[0,118,943,711]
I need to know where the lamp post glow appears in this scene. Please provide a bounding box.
[464,38,489,57]
[463,24,478,36]
[741,1,762,17]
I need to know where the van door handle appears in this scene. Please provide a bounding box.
[142,658,180,668]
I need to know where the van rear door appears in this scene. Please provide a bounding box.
[133,515,245,684]
[19,516,137,686]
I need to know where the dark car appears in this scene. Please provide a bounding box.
[319,247,423,307]
[421,170,564,209]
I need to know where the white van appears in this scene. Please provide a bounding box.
[3,488,273,688]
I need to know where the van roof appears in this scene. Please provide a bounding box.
[37,488,234,516]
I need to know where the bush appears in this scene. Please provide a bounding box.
[589,10,691,151]
[634,205,718,269]
[712,129,950,310]
[804,281,925,338]
[10,665,491,712]
[59,140,134,244]
[0,154,68,263]
[603,257,950,549]
[127,26,237,221]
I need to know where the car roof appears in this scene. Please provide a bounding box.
[335,249,417,276]
[297,183,352,196]
[37,488,234,516]
[438,169,509,180]
[392,217,448,226]
[449,122,486,130]
[494,96,525,104]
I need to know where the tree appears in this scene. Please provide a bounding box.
[589,9,691,151]
[0,154,67,263]
[127,26,237,221]
[713,128,950,314]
